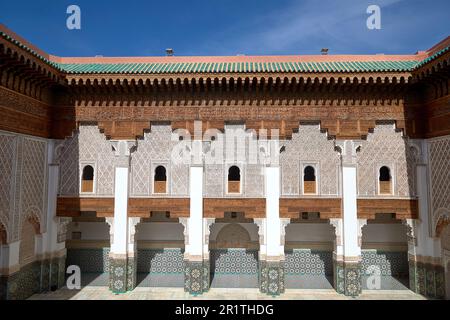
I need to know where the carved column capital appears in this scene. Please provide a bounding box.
[335,140,362,166]
[280,218,290,246]
[403,218,420,247]
[254,218,266,245]
[128,217,141,245]
[357,219,368,247]
[110,140,136,168]
[179,217,189,246]
[330,218,343,246]
[203,218,215,248]
[105,217,114,244]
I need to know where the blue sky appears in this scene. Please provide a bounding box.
[1,0,449,57]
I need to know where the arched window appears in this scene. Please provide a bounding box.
[228,166,241,193]
[154,165,167,193]
[379,166,392,194]
[303,166,316,194]
[81,165,94,192]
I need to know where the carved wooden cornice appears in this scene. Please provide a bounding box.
[357,198,419,220]
[203,198,266,218]
[279,198,342,219]
[56,197,114,217]
[128,198,190,218]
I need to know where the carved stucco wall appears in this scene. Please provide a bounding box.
[0,131,47,243]
[428,135,450,233]
[57,125,116,196]
[130,124,189,196]
[280,123,340,196]
[357,122,418,198]
[204,124,264,197]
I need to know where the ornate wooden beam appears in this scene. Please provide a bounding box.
[56,197,115,217]
[357,198,419,220]
[203,198,266,219]
[128,198,190,218]
[279,198,342,219]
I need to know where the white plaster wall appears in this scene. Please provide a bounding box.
[428,135,450,233]
[0,130,48,243]
[357,122,417,197]
[362,224,408,243]
[280,123,340,196]
[285,223,335,242]
[67,222,110,240]
[136,222,184,241]
[204,124,265,198]
[57,125,116,196]
[210,223,259,242]
[130,125,189,196]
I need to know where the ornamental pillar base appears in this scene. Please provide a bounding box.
[49,257,60,290]
[109,254,137,294]
[184,260,210,295]
[57,255,66,289]
[126,254,137,291]
[334,259,362,297]
[409,259,419,293]
[259,260,285,296]
[39,259,51,292]
[413,261,445,299]
[40,254,66,292]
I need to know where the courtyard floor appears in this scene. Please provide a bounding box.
[29,286,425,300]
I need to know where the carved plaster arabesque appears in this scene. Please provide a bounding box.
[428,135,450,236]
[128,217,141,254]
[281,123,340,196]
[203,218,215,258]
[130,125,189,197]
[58,125,117,196]
[403,218,419,246]
[330,218,343,247]
[55,216,72,243]
[335,139,362,166]
[280,218,290,247]
[357,219,368,247]
[106,217,114,244]
[179,217,189,246]
[357,122,418,197]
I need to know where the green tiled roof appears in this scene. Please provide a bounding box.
[413,46,450,69]
[58,60,419,74]
[0,31,63,71]
[1,30,449,75]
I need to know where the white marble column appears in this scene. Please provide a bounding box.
[336,140,363,296]
[46,140,67,289]
[409,139,444,298]
[108,140,136,293]
[257,166,287,296]
[184,165,210,295]
[186,166,203,261]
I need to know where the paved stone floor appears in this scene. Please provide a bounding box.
[29,286,426,300]
[75,273,410,291]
